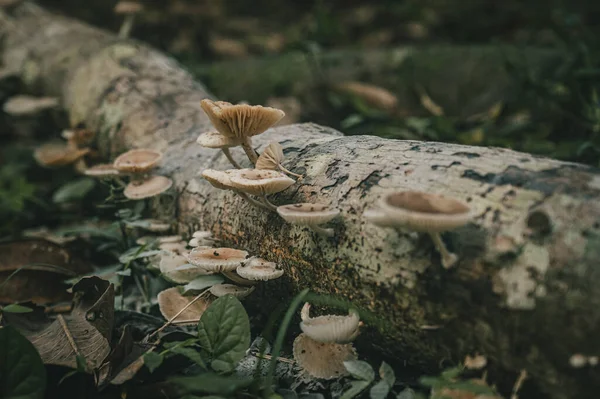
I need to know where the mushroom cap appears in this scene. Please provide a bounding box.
[157,287,212,324]
[256,142,284,170]
[201,169,237,190]
[300,304,360,344]
[159,241,187,253]
[137,235,183,245]
[193,230,213,239]
[236,257,283,281]
[277,203,340,226]
[186,247,249,272]
[160,252,213,284]
[377,191,473,232]
[292,333,357,379]
[84,163,120,177]
[221,271,257,286]
[34,142,90,167]
[209,283,255,298]
[123,175,173,199]
[334,81,398,112]
[114,1,143,14]
[113,149,163,174]
[196,131,241,149]
[200,99,285,139]
[3,95,59,116]
[228,169,295,196]
[135,219,171,232]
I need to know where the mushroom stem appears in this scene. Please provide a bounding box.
[241,137,259,165]
[221,148,241,169]
[278,164,303,179]
[428,232,458,269]
[119,15,135,38]
[235,191,270,210]
[261,195,278,211]
[310,225,334,237]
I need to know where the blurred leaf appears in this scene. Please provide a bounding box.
[52,178,95,204]
[341,380,371,399]
[379,361,395,387]
[143,352,163,373]
[396,388,416,399]
[0,326,47,399]
[2,304,33,313]
[168,345,207,369]
[197,295,250,372]
[341,114,364,129]
[169,373,252,396]
[370,380,390,399]
[344,360,375,382]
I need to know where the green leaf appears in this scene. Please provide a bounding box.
[197,295,250,372]
[0,326,47,399]
[170,373,252,395]
[183,275,225,294]
[2,304,33,313]
[370,380,390,399]
[341,380,371,399]
[379,361,395,387]
[143,352,164,373]
[169,345,207,369]
[344,360,375,382]
[52,178,95,203]
[396,388,416,399]
[440,366,463,381]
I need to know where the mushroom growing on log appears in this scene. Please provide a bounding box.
[2,4,600,398]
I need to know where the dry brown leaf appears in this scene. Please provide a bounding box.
[0,239,92,304]
[5,276,114,371]
[157,287,212,324]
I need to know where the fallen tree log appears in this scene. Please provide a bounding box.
[2,3,600,398]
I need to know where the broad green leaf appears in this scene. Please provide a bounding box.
[183,275,225,294]
[369,380,390,399]
[143,352,164,373]
[379,361,395,387]
[440,366,463,381]
[197,295,250,372]
[2,304,33,313]
[344,360,375,382]
[0,325,46,399]
[169,345,207,369]
[170,373,252,395]
[341,380,370,399]
[396,388,416,399]
[52,178,95,203]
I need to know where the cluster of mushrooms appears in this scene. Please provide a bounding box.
[196,99,340,236]
[151,230,285,324]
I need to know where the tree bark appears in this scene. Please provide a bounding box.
[2,3,600,398]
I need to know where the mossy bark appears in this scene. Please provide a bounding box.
[2,4,600,398]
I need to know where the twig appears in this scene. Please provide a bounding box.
[511,369,528,399]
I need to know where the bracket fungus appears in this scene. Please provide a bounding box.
[299,303,360,344]
[277,203,340,237]
[199,99,285,164]
[256,142,303,179]
[186,247,249,272]
[83,163,120,178]
[208,283,255,298]
[34,142,91,168]
[113,149,173,200]
[201,168,269,210]
[227,169,295,209]
[188,231,215,248]
[365,191,474,269]
[159,252,212,284]
[292,334,357,380]
[196,130,242,169]
[236,257,284,281]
